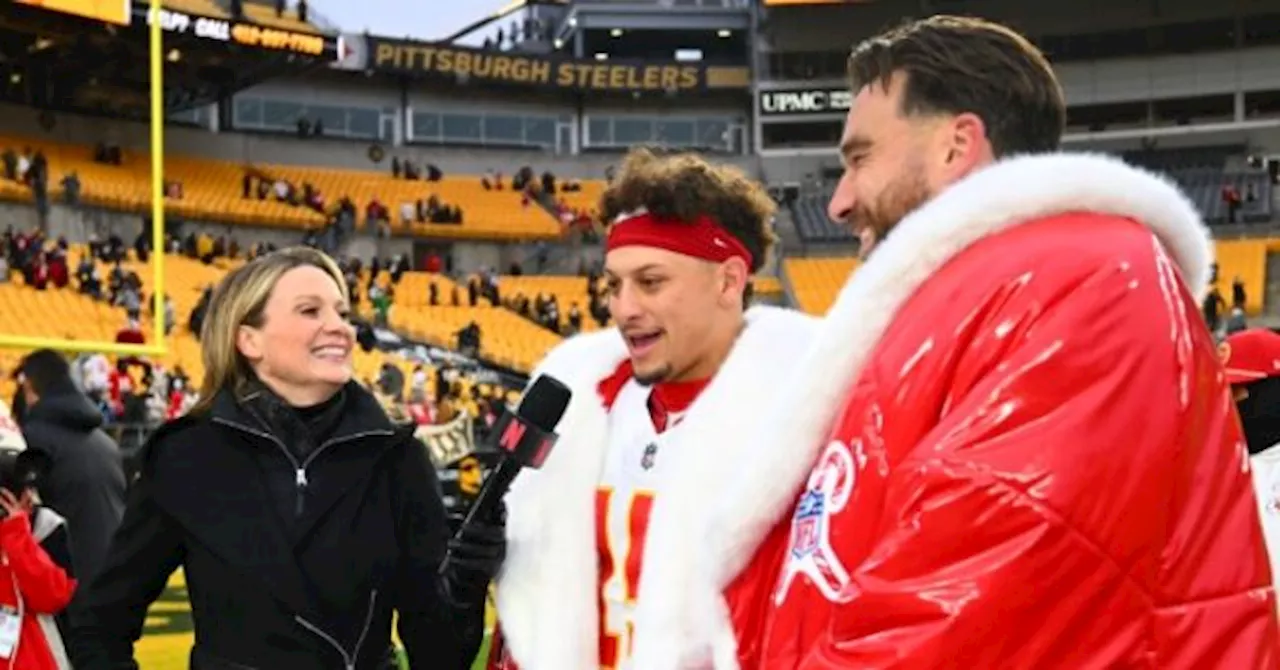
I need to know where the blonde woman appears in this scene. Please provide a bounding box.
[70,247,504,670]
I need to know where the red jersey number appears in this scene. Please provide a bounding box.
[596,487,655,670]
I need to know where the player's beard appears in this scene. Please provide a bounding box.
[633,364,672,387]
[852,163,932,260]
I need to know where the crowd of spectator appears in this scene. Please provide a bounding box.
[0,210,616,443]
[370,358,516,445]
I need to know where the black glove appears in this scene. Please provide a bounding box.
[439,503,506,608]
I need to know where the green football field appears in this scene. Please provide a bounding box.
[136,571,492,669]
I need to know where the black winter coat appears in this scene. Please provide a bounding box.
[21,387,127,590]
[70,382,485,670]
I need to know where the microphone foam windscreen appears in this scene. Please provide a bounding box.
[517,375,572,433]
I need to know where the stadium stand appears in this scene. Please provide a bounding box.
[494,274,602,332]
[753,275,783,298]
[0,249,409,401]
[784,236,1274,319]
[1123,145,1275,225]
[1213,239,1269,315]
[392,305,562,374]
[791,193,851,243]
[258,162,569,239]
[554,180,607,218]
[354,267,579,372]
[787,145,1276,243]
[0,135,570,240]
[783,256,860,316]
[0,281,124,398]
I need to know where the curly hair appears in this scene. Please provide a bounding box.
[599,148,777,274]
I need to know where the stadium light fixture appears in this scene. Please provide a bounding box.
[0,0,167,358]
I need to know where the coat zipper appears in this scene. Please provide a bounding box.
[294,589,378,670]
[212,417,393,518]
[210,417,391,667]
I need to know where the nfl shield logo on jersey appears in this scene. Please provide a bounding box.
[640,442,658,470]
[774,439,858,605]
[791,490,824,558]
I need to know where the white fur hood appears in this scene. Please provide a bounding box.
[495,305,820,670]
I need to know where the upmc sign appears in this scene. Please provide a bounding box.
[759,89,851,117]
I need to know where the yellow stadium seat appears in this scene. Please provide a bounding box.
[552,181,607,219]
[495,275,599,332]
[752,275,783,299]
[392,306,562,374]
[1213,240,1268,315]
[258,163,564,240]
[783,257,859,316]
[0,135,565,242]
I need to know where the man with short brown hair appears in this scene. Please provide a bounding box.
[691,15,1277,667]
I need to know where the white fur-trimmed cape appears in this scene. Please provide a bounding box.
[496,305,820,670]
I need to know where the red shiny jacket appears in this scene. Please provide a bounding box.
[750,213,1278,668]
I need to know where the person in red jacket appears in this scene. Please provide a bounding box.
[694,15,1279,669]
[489,149,818,670]
[0,445,76,670]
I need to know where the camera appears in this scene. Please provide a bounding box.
[0,448,50,494]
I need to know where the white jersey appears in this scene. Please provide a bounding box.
[1251,443,1280,614]
[596,379,688,670]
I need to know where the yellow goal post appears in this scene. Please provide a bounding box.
[0,0,166,358]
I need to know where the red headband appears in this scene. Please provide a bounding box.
[605,208,753,267]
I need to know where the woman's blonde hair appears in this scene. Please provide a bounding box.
[190,246,348,415]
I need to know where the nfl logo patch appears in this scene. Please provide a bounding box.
[640,442,658,470]
[791,490,825,558]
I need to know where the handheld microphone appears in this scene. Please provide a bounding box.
[441,374,571,573]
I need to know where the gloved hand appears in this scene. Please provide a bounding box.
[440,503,506,609]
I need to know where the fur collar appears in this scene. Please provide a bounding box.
[496,306,819,670]
[701,151,1213,605]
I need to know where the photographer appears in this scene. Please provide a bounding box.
[0,407,77,670]
[13,350,125,597]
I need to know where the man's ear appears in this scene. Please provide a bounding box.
[719,257,750,306]
[937,112,994,183]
